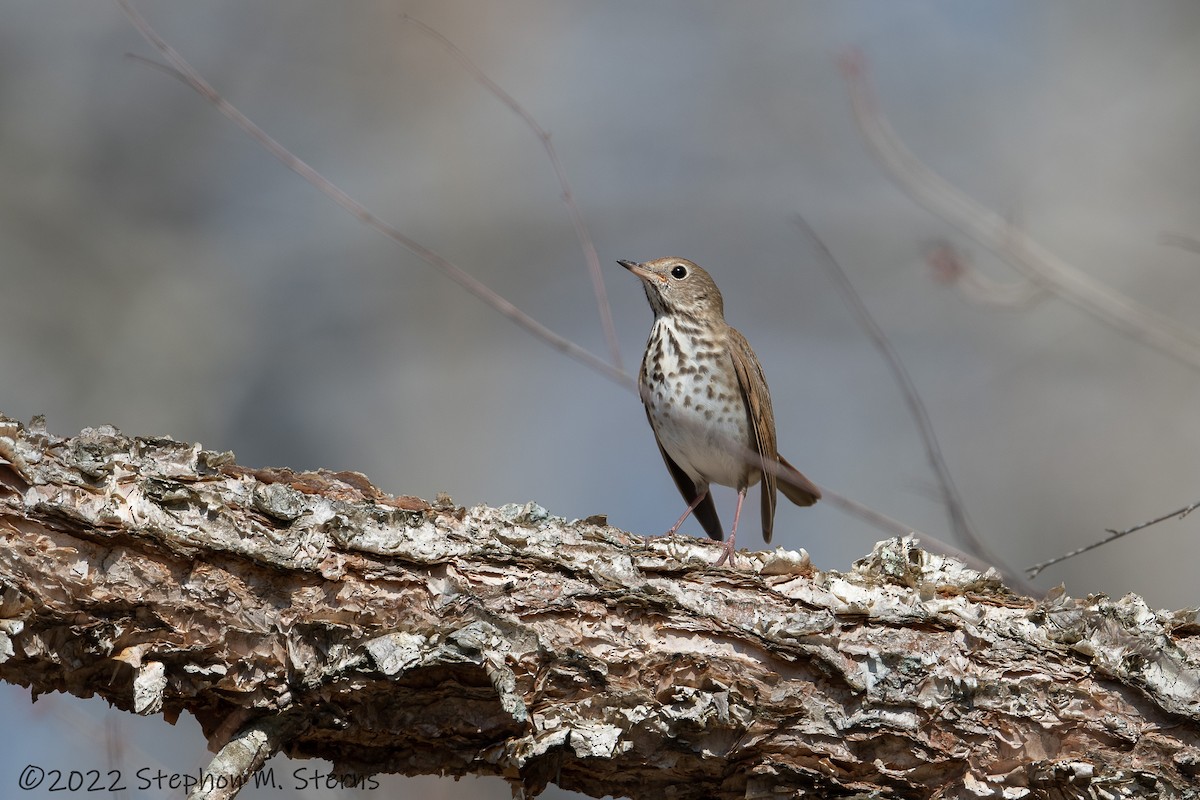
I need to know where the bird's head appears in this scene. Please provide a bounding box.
[618,257,725,321]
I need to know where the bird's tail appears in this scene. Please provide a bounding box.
[777,455,821,507]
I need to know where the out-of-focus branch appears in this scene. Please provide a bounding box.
[401,16,623,372]
[1160,231,1200,256]
[842,51,1200,373]
[1026,500,1200,579]
[117,0,634,390]
[3,414,1198,799]
[795,218,1025,588]
[925,239,1047,308]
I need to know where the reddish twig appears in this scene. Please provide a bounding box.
[401,15,623,372]
[841,50,1200,373]
[117,0,633,390]
[925,240,1045,308]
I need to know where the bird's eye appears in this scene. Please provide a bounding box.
[670,265,688,279]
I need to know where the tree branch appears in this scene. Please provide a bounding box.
[841,51,1200,374]
[925,239,1047,308]
[2,413,1198,799]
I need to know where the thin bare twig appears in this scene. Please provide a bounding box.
[795,217,1018,579]
[841,51,1200,373]
[1026,501,1200,579]
[117,0,633,390]
[401,15,623,372]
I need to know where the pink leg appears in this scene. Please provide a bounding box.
[666,488,710,536]
[713,488,747,567]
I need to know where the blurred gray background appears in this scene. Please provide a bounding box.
[3,1,1199,797]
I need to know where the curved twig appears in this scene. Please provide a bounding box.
[117,0,633,390]
[842,50,1200,372]
[401,15,624,372]
[795,217,1025,588]
[925,240,1046,308]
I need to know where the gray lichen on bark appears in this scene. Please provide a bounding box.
[1,413,1198,799]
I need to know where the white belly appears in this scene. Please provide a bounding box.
[640,320,756,489]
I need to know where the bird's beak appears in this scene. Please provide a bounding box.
[618,259,651,280]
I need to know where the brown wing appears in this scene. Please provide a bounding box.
[726,327,779,543]
[643,406,724,541]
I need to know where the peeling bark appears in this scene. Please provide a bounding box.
[0,413,1198,799]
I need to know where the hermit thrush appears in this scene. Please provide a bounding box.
[619,257,820,566]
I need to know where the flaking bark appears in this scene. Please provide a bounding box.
[0,412,1198,799]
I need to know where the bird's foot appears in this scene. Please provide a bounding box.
[712,538,737,568]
